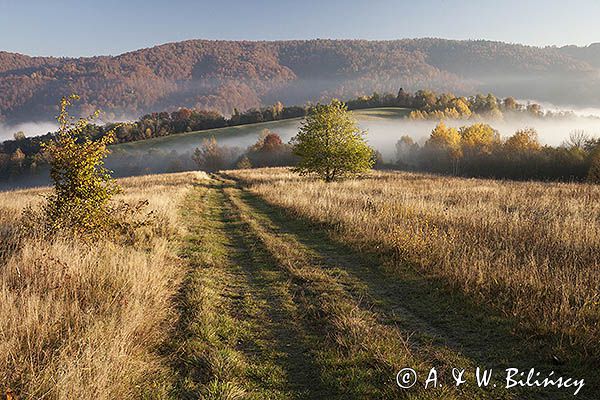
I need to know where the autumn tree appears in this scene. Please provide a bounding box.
[423,121,462,173]
[504,128,541,153]
[291,99,374,182]
[459,123,501,156]
[451,97,472,118]
[10,148,25,168]
[41,95,120,235]
[192,137,239,172]
[245,130,292,167]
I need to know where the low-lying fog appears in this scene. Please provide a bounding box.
[0,121,58,141]
[363,115,600,161]
[4,103,600,167]
[127,111,600,163]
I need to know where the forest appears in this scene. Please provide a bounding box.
[2,38,600,124]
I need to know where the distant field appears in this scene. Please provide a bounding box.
[113,107,411,153]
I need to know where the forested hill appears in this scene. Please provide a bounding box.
[1,38,600,123]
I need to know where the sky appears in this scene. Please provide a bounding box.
[1,0,600,57]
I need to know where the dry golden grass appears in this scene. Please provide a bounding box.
[0,171,207,399]
[226,168,600,357]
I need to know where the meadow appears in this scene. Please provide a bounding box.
[112,107,411,154]
[0,172,206,399]
[226,169,600,357]
[1,168,599,399]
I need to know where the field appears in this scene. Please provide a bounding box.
[0,172,204,398]
[1,168,598,399]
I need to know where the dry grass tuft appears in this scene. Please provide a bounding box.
[0,171,207,399]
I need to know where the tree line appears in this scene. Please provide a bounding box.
[1,88,595,184]
[1,88,552,181]
[396,122,600,182]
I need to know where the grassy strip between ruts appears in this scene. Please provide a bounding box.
[171,180,333,399]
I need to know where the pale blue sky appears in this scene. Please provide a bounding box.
[1,0,599,57]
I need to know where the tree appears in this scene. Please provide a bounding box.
[588,146,600,183]
[424,121,462,173]
[13,131,26,141]
[41,94,120,235]
[564,130,590,151]
[505,128,541,153]
[451,98,472,118]
[426,122,462,158]
[192,137,239,172]
[396,87,412,107]
[503,97,518,111]
[413,90,437,111]
[291,99,374,182]
[245,131,293,167]
[459,123,501,155]
[396,135,419,166]
[10,148,25,167]
[527,103,543,116]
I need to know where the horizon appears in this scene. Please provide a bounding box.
[2,0,600,57]
[3,36,600,59]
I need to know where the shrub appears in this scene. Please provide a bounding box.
[587,146,600,183]
[40,95,121,236]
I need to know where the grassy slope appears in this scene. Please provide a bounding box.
[171,174,596,399]
[218,168,600,399]
[4,166,596,399]
[0,172,205,399]
[113,107,411,152]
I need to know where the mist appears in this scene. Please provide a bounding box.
[5,102,600,191]
[518,99,600,119]
[103,110,600,174]
[0,121,57,141]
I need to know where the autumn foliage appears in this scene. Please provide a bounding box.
[397,121,600,180]
[40,95,120,235]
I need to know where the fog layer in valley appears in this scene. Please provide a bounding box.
[115,110,600,165]
[4,103,600,191]
[0,121,57,141]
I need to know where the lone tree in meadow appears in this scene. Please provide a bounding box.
[291,99,374,182]
[41,95,120,235]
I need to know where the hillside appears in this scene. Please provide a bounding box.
[2,38,600,123]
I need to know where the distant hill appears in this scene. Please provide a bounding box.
[559,42,600,68]
[1,38,600,123]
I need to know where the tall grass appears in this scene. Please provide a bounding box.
[226,168,600,357]
[0,172,206,399]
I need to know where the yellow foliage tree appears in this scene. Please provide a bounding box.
[451,98,472,119]
[425,122,462,174]
[505,128,541,153]
[459,123,501,155]
[41,95,120,235]
[427,121,462,157]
